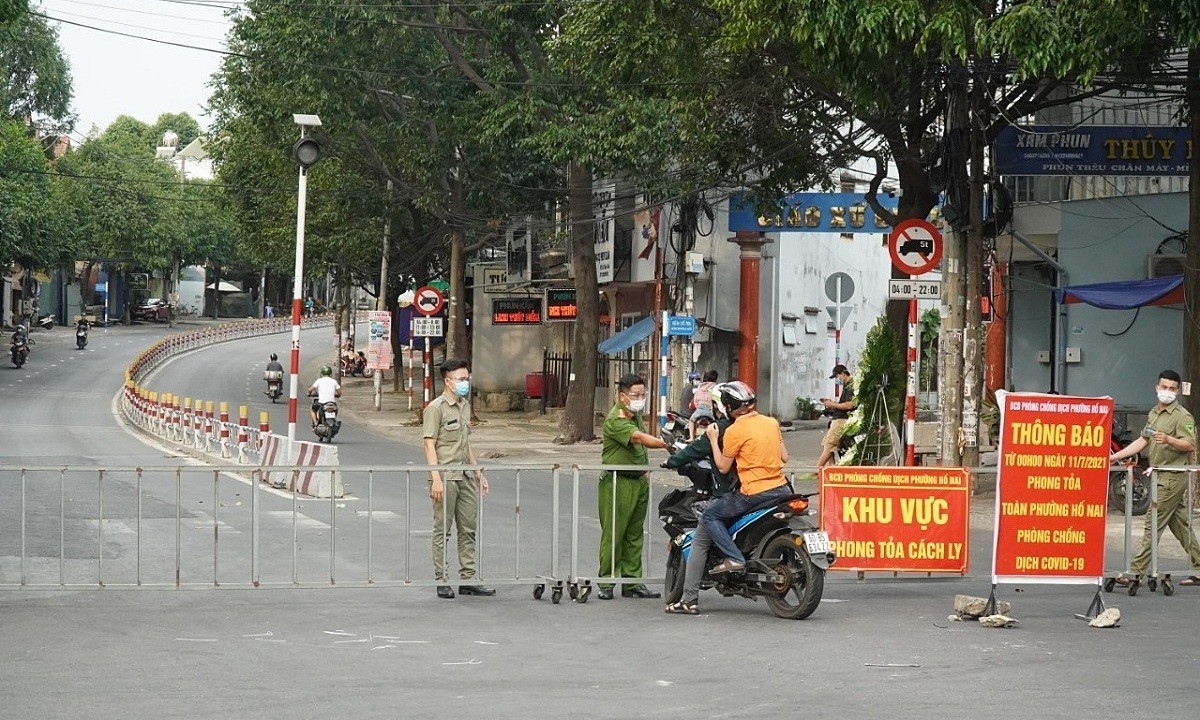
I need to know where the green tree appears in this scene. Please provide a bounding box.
[0,119,55,266]
[0,9,72,131]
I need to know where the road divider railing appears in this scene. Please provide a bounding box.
[119,315,349,497]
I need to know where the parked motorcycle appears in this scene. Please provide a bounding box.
[339,351,374,378]
[660,410,689,445]
[263,369,284,402]
[1109,419,1150,516]
[312,398,341,443]
[75,321,89,350]
[10,331,32,368]
[658,448,835,619]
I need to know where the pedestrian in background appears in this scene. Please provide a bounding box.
[423,358,495,599]
[264,303,273,319]
[680,371,700,412]
[1111,369,1200,587]
[818,364,855,468]
[688,370,719,440]
[598,373,670,600]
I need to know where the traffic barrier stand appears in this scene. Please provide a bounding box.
[236,406,250,463]
[219,402,231,459]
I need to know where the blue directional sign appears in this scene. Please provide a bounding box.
[667,314,696,337]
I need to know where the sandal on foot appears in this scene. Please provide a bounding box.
[665,600,699,615]
[1179,576,1200,586]
[1113,574,1133,587]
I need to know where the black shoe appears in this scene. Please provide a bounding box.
[597,587,614,600]
[621,585,661,599]
[458,584,496,596]
[436,585,455,599]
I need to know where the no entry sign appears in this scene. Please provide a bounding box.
[888,219,943,276]
[413,285,446,317]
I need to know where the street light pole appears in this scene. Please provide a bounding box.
[286,114,323,456]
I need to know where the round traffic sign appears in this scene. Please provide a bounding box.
[888,219,943,276]
[824,272,855,303]
[413,285,446,317]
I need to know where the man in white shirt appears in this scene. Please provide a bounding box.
[308,365,341,426]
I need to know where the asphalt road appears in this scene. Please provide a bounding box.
[2,322,1199,720]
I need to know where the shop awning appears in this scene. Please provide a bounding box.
[1053,275,1183,309]
[598,316,656,355]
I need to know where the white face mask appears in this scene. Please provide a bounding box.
[628,398,647,414]
[1157,389,1177,405]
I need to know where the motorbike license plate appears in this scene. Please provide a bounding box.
[803,531,831,554]
[325,412,337,420]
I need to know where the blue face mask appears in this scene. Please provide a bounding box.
[454,380,471,398]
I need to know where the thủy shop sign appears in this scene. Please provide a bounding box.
[819,466,970,574]
[994,125,1192,176]
[992,392,1113,585]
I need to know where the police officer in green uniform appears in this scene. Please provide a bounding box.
[598,374,670,600]
[1111,369,1200,586]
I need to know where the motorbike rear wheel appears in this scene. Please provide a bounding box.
[761,534,825,620]
[663,546,685,604]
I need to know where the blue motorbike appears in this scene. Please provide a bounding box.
[658,456,834,619]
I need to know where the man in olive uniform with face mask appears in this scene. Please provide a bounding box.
[597,373,671,599]
[1111,369,1200,586]
[423,358,494,599]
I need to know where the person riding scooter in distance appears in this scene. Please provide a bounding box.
[75,317,89,349]
[264,353,285,398]
[10,324,30,363]
[307,365,341,427]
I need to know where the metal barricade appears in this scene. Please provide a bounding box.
[567,463,665,602]
[0,463,567,598]
[1103,464,1200,596]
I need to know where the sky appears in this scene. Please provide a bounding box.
[39,0,232,139]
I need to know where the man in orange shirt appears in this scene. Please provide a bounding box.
[700,381,791,574]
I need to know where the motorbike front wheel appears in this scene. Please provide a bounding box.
[1108,468,1151,516]
[663,546,685,604]
[761,534,825,620]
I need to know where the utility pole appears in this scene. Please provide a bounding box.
[939,71,969,466]
[375,180,392,411]
[961,77,987,470]
[1184,47,1200,420]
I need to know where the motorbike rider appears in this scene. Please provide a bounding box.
[10,324,30,360]
[74,317,89,348]
[307,365,341,427]
[663,387,737,614]
[665,381,790,614]
[265,353,284,375]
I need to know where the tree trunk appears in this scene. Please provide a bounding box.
[1184,48,1200,420]
[447,175,469,361]
[557,161,599,443]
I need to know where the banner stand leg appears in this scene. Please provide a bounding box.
[1074,585,1107,621]
[983,584,998,616]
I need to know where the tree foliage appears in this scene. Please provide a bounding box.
[0,9,72,131]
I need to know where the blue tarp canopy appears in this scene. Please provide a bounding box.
[598,315,656,355]
[1052,274,1184,310]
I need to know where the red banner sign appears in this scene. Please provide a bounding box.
[992,392,1113,584]
[820,466,970,573]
